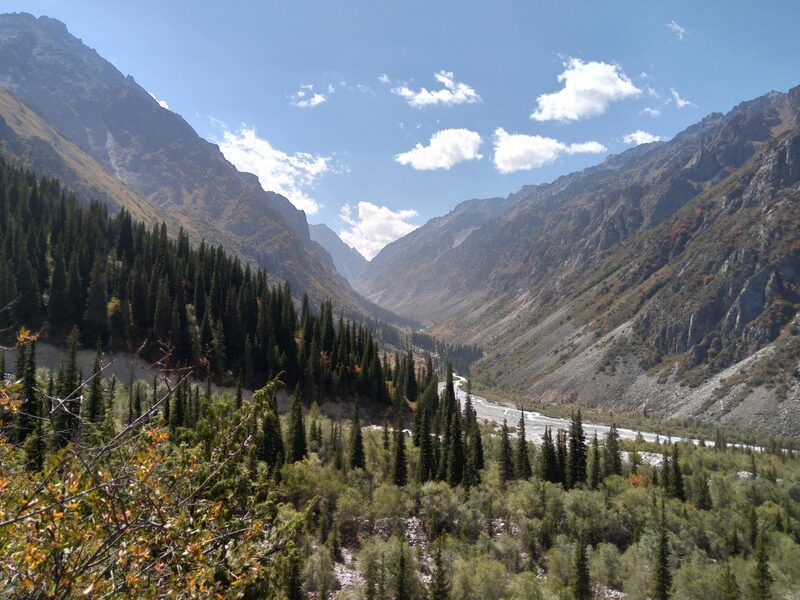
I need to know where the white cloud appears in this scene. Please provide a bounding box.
[395,128,483,170]
[392,71,481,107]
[493,128,606,174]
[147,91,169,110]
[642,107,662,117]
[670,88,694,108]
[666,20,687,40]
[623,130,662,145]
[291,84,327,108]
[218,126,331,214]
[530,58,641,122]
[338,202,419,259]
[378,73,391,84]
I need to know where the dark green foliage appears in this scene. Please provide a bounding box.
[417,410,434,484]
[85,349,105,426]
[748,531,773,600]
[603,424,622,477]
[429,540,450,600]
[571,541,591,600]
[540,427,559,483]
[286,388,307,463]
[82,256,109,346]
[567,409,587,489]
[670,444,685,502]
[446,410,464,487]
[515,409,532,480]
[717,563,740,600]
[349,406,365,470]
[588,434,601,490]
[652,508,672,600]
[499,418,514,485]
[392,421,407,487]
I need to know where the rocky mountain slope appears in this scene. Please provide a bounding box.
[0,12,360,308]
[309,223,368,285]
[358,87,800,435]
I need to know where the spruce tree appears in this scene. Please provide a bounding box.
[446,410,464,487]
[47,248,70,338]
[349,406,365,470]
[85,349,105,425]
[670,444,685,501]
[716,563,740,600]
[747,531,773,600]
[499,418,515,486]
[392,421,407,487]
[589,433,601,490]
[286,388,307,463]
[82,255,110,346]
[571,541,591,600]
[395,543,410,600]
[417,410,434,484]
[515,409,532,480]
[567,409,587,489]
[540,427,558,483]
[603,424,622,478]
[429,539,450,600]
[652,507,672,600]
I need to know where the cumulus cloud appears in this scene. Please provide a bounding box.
[218,126,331,214]
[623,130,662,145]
[338,202,419,259]
[670,88,694,108]
[147,91,169,110]
[493,128,606,174]
[291,83,328,108]
[392,71,481,107]
[666,20,687,40]
[530,58,641,122]
[395,128,483,170]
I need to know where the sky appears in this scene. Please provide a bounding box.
[4,1,800,258]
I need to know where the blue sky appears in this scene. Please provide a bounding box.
[5,1,800,257]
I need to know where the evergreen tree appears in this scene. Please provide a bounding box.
[349,406,365,470]
[588,433,601,490]
[85,349,105,425]
[82,255,110,346]
[515,409,532,480]
[286,388,307,463]
[15,342,38,443]
[571,541,591,600]
[392,421,407,487]
[499,418,514,486]
[47,247,70,338]
[603,424,623,478]
[567,409,587,488]
[446,410,464,487]
[395,544,410,600]
[429,539,450,600]
[717,563,740,600]
[670,444,685,502]
[556,429,568,485]
[417,410,434,484]
[540,427,559,483]
[652,508,672,600]
[747,531,773,600]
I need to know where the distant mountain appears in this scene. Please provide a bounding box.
[358,87,800,436]
[0,12,361,309]
[309,223,368,285]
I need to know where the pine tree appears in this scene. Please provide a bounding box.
[349,406,365,470]
[286,388,307,463]
[588,433,601,490]
[429,539,450,600]
[556,429,568,485]
[392,421,407,487]
[15,342,38,444]
[567,409,587,489]
[540,427,559,483]
[603,424,622,477]
[47,247,70,338]
[652,507,672,600]
[417,410,434,484]
[670,444,685,501]
[446,410,464,487]
[716,563,740,600]
[747,531,773,600]
[571,541,591,600]
[395,543,410,600]
[515,409,532,480]
[85,348,105,425]
[499,418,514,486]
[82,255,110,346]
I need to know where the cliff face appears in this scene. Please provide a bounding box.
[360,86,800,435]
[0,12,359,307]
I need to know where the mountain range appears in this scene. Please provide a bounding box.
[309,223,368,285]
[0,12,370,312]
[358,88,800,436]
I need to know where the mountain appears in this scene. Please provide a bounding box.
[358,87,800,436]
[0,12,359,308]
[309,223,368,285]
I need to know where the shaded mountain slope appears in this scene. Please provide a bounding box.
[309,223,368,285]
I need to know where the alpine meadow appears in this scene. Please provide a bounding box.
[1,4,800,599]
